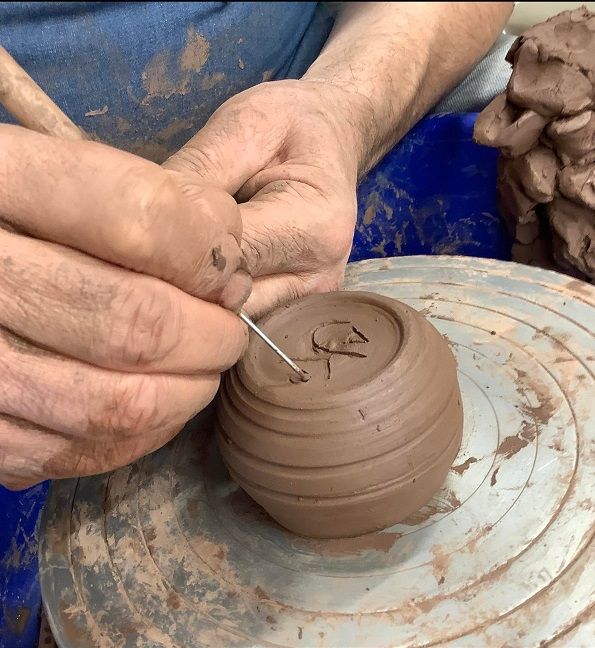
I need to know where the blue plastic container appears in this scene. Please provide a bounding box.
[350,112,509,262]
[1,482,49,648]
[0,112,507,648]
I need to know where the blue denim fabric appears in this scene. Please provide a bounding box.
[0,2,334,160]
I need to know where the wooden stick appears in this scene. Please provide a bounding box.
[0,45,86,141]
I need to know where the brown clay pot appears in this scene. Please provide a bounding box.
[216,291,463,538]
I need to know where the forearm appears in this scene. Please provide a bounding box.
[303,2,513,175]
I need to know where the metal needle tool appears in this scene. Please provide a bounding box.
[0,46,311,384]
[239,312,310,382]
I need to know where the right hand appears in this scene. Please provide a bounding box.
[0,125,250,489]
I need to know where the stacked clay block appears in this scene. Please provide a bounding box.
[474,7,595,281]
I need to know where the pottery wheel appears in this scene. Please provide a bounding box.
[40,256,594,647]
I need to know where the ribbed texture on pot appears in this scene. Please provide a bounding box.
[216,292,463,538]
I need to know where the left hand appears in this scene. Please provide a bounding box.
[165,80,368,317]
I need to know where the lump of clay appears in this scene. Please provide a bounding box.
[547,111,595,164]
[474,7,595,281]
[547,195,595,276]
[474,93,547,156]
[504,146,558,203]
[559,164,595,208]
[507,38,593,117]
[216,291,463,539]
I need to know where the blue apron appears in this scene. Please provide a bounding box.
[0,2,334,160]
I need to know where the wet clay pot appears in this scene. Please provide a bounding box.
[216,291,463,538]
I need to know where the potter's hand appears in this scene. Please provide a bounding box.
[0,126,249,489]
[164,2,513,316]
[165,80,361,316]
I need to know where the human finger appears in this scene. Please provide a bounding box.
[0,228,248,373]
[0,326,220,441]
[0,124,249,308]
[0,414,183,490]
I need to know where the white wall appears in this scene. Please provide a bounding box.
[506,2,595,35]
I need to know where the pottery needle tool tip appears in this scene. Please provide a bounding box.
[239,312,310,382]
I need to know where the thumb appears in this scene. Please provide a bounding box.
[163,99,288,195]
[243,273,312,319]
[239,181,324,277]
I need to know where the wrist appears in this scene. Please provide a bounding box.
[298,75,382,179]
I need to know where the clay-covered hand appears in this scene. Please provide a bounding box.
[165,80,364,316]
[0,126,250,489]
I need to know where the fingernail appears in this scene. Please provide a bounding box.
[219,269,252,313]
